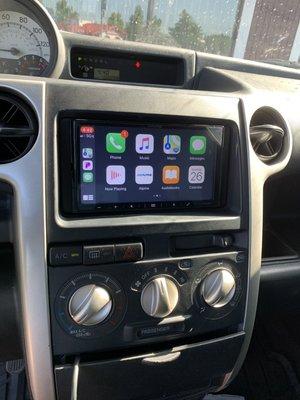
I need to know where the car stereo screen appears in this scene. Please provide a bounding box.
[76,122,225,211]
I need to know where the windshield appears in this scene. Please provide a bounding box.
[42,0,300,68]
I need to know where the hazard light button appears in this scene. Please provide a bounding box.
[115,243,143,263]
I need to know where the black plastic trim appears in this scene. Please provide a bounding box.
[261,259,300,282]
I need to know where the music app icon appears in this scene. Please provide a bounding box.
[136,134,154,154]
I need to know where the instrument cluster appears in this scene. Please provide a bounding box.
[0,0,63,77]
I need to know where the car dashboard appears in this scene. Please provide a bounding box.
[0,1,300,400]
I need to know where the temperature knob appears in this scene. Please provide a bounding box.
[141,276,179,318]
[201,269,236,308]
[69,284,112,326]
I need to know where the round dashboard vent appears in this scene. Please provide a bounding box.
[0,92,38,164]
[250,108,286,164]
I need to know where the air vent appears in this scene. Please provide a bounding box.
[0,93,38,164]
[250,124,285,163]
[250,108,286,164]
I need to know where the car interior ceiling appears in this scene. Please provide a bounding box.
[2,0,300,400]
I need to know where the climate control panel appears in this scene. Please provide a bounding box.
[49,251,247,356]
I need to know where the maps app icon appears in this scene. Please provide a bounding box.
[163,135,181,155]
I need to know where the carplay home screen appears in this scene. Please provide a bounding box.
[77,122,224,209]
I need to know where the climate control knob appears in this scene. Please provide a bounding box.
[201,269,236,308]
[141,276,179,318]
[68,284,112,326]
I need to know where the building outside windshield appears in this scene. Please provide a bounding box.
[42,0,300,68]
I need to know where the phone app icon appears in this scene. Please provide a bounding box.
[190,136,206,155]
[82,172,94,183]
[106,133,126,154]
[162,165,180,185]
[106,165,125,185]
[82,160,93,170]
[188,166,205,184]
[82,148,93,159]
[163,135,181,154]
[135,165,153,185]
[136,134,154,154]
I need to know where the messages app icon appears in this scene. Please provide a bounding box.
[106,133,126,154]
[190,136,206,155]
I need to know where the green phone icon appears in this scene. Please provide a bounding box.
[190,136,206,155]
[106,133,126,154]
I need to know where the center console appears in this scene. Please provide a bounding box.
[50,111,246,361]
[2,77,290,400]
[47,92,249,399]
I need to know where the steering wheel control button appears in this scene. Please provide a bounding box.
[49,246,82,266]
[115,243,143,263]
[141,276,179,318]
[83,245,114,265]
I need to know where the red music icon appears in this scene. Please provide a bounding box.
[136,134,154,154]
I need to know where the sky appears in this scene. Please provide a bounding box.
[43,0,240,36]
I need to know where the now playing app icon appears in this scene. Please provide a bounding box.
[106,165,126,185]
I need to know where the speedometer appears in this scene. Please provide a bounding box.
[0,11,50,76]
[0,0,64,78]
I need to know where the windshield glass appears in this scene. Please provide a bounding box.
[42,0,300,68]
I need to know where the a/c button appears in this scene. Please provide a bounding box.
[49,246,82,266]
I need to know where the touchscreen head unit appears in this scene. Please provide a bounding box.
[67,119,226,214]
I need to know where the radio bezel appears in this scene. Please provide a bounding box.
[58,112,233,217]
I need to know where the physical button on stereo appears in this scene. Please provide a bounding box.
[68,284,112,326]
[115,243,143,263]
[201,269,236,308]
[83,245,114,265]
[141,276,179,318]
[49,246,82,266]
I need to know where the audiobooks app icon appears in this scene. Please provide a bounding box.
[106,165,126,185]
[162,165,180,185]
